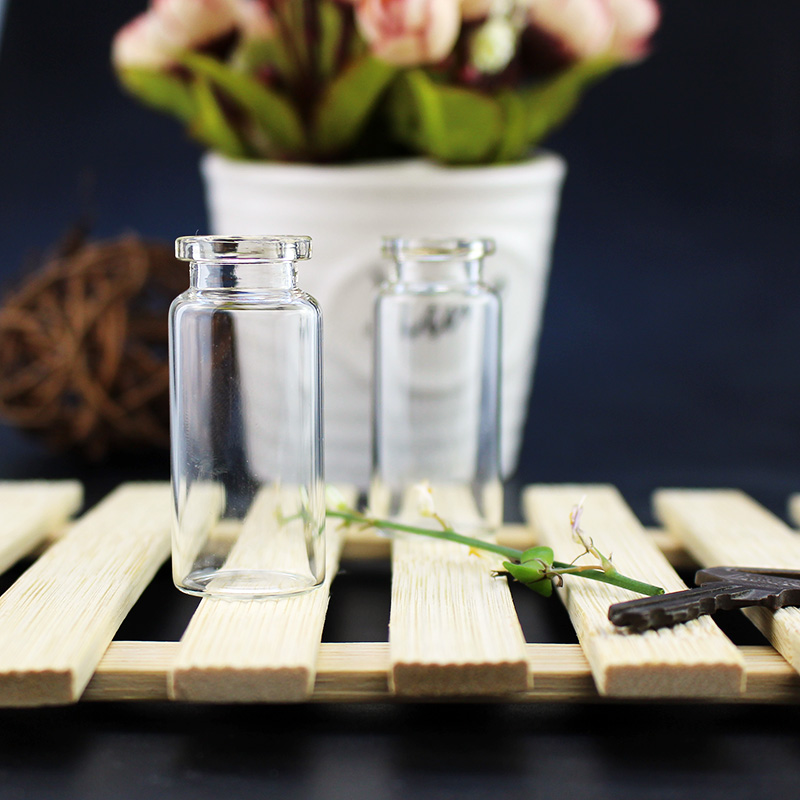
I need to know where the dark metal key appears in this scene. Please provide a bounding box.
[608,567,800,632]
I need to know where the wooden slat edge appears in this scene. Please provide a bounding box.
[0,480,83,572]
[83,642,800,704]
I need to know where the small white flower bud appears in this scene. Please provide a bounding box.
[470,16,517,74]
[325,485,350,511]
[414,481,437,518]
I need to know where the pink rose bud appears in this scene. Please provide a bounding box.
[526,0,614,59]
[606,0,660,60]
[112,13,177,69]
[354,0,462,66]
[112,0,242,69]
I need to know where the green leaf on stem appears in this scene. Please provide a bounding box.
[388,70,503,164]
[325,507,664,597]
[521,56,619,148]
[520,546,555,565]
[117,68,196,124]
[313,55,396,156]
[182,51,307,157]
[189,75,247,158]
[501,546,555,597]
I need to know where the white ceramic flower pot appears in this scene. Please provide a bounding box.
[202,152,566,488]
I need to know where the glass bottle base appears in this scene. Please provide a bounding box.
[176,568,323,599]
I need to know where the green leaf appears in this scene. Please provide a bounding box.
[189,75,247,158]
[317,0,344,81]
[182,51,306,156]
[493,90,528,163]
[388,70,503,164]
[502,560,553,597]
[313,55,396,156]
[285,0,311,74]
[117,67,196,124]
[520,546,554,566]
[236,33,297,84]
[521,56,619,148]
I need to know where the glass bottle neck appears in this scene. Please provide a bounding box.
[190,260,297,291]
[391,259,483,287]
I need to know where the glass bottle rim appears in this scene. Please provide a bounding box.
[176,235,312,263]
[382,237,495,263]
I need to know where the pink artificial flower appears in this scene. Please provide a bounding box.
[234,0,275,40]
[112,13,177,69]
[353,0,462,66]
[526,0,614,59]
[112,0,271,69]
[606,0,660,60]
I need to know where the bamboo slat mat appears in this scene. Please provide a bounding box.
[2,481,800,706]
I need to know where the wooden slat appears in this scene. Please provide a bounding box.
[0,483,172,707]
[84,641,174,702]
[169,489,353,703]
[82,642,800,704]
[0,481,83,572]
[523,485,745,698]
[389,487,528,696]
[654,489,800,675]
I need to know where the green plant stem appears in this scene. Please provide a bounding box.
[326,509,663,596]
[548,563,661,596]
[334,513,523,560]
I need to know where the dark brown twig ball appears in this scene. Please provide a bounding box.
[0,236,187,459]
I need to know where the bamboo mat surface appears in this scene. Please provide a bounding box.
[1,481,800,706]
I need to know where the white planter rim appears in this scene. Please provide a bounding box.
[202,151,567,191]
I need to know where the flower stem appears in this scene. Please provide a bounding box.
[329,511,523,560]
[549,561,662,595]
[326,509,663,596]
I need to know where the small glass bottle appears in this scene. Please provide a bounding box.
[170,235,324,598]
[370,237,502,536]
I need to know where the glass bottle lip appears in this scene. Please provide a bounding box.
[382,237,495,262]
[175,235,312,263]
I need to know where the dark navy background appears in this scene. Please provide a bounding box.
[1,3,800,798]
[3,1,799,522]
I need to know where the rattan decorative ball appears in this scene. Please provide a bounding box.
[0,236,187,459]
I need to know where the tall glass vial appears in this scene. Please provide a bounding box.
[170,235,324,598]
[371,237,502,536]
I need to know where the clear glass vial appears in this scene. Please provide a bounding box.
[170,235,324,598]
[370,237,502,536]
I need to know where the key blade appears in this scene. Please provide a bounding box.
[608,584,725,632]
